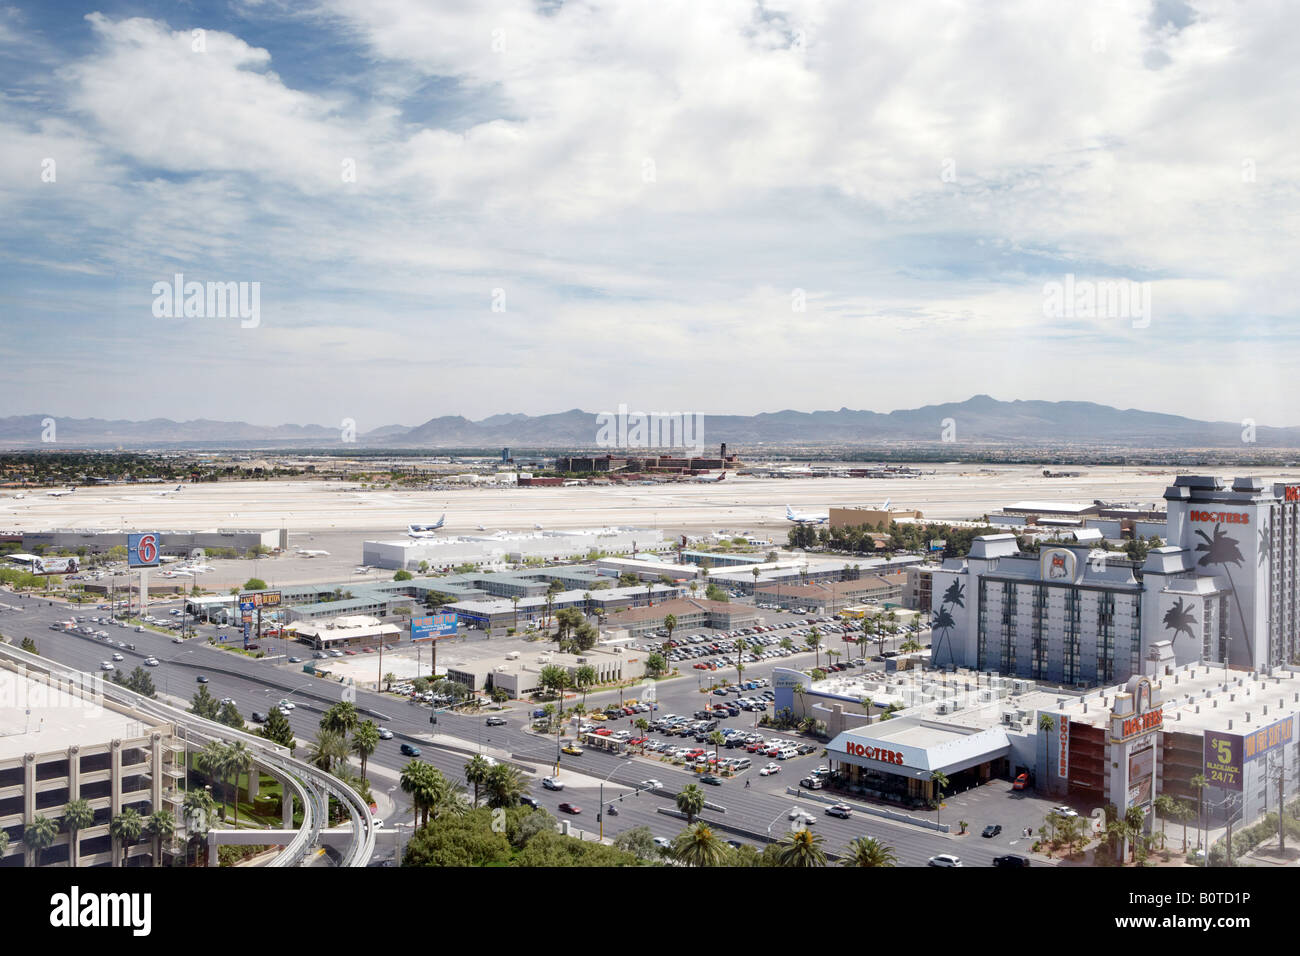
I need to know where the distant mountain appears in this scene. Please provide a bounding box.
[1,396,1298,449]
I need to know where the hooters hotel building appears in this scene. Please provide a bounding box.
[927,475,1300,686]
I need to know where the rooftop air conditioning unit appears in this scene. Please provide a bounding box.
[935,702,949,715]
[1001,711,1015,725]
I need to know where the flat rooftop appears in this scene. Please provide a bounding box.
[0,668,154,761]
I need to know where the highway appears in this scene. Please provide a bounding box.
[0,592,1042,866]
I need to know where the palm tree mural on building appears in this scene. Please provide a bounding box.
[930,580,965,668]
[1161,596,1197,645]
[1193,523,1253,668]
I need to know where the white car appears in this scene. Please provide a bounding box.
[99,661,115,671]
[378,727,394,740]
[640,779,663,790]
[277,700,295,710]
[927,854,963,867]
[111,653,124,662]
[143,658,159,667]
[1051,806,1080,818]
[541,776,564,791]
[788,807,816,824]
[759,763,781,776]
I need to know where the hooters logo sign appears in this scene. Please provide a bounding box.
[1188,510,1249,524]
[1286,486,1300,502]
[843,741,905,764]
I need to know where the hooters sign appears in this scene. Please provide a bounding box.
[1285,486,1300,502]
[843,741,905,764]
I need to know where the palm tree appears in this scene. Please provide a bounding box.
[708,730,726,772]
[483,763,526,809]
[1175,800,1195,853]
[1193,523,1252,665]
[1153,794,1175,849]
[776,828,827,867]
[930,771,950,825]
[197,740,231,820]
[384,672,396,691]
[309,728,348,775]
[182,788,216,865]
[1190,773,1207,850]
[663,614,677,647]
[931,606,957,668]
[574,665,597,707]
[675,784,706,825]
[226,741,252,826]
[805,628,822,670]
[109,808,143,867]
[0,831,8,859]
[511,595,520,632]
[1124,805,1146,863]
[428,772,468,823]
[351,720,380,782]
[465,755,492,807]
[672,822,728,867]
[900,638,921,653]
[23,815,57,867]
[843,835,897,867]
[321,701,359,736]
[62,798,94,867]
[146,809,175,866]
[399,760,437,827]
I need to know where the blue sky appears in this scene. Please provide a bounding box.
[0,0,1296,429]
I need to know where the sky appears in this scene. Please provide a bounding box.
[0,0,1297,430]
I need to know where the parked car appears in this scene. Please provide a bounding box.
[1012,773,1029,791]
[759,763,781,776]
[927,854,963,867]
[1051,805,1079,818]
[250,711,267,723]
[982,824,1003,838]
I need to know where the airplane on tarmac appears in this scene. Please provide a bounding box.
[46,487,77,497]
[476,525,487,532]
[407,515,446,538]
[296,549,330,557]
[152,484,184,496]
[690,472,727,483]
[785,504,828,525]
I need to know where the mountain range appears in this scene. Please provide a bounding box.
[0,396,1296,449]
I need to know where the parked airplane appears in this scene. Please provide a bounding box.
[476,524,487,532]
[152,484,184,496]
[534,523,544,530]
[785,504,828,525]
[407,515,446,538]
[296,549,330,557]
[691,472,727,483]
[46,487,77,497]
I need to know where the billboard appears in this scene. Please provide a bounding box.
[412,612,458,641]
[1127,744,1155,808]
[127,533,161,568]
[1204,732,1244,792]
[1202,718,1293,794]
[239,591,281,608]
[30,555,78,576]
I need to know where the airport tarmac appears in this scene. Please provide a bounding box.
[9,465,1300,591]
[3,464,1274,536]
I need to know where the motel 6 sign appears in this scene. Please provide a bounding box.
[127,533,161,568]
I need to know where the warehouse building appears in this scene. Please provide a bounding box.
[362,527,660,571]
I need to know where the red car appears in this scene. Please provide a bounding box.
[558,803,581,815]
[693,662,709,669]
[593,728,612,736]
[628,737,648,745]
[746,741,766,753]
[1013,773,1029,791]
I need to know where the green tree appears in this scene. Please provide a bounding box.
[62,798,95,867]
[663,613,677,647]
[190,684,220,720]
[109,807,144,867]
[146,809,175,867]
[708,730,726,773]
[465,754,492,807]
[612,825,661,862]
[182,787,216,866]
[672,822,728,867]
[483,763,527,809]
[243,578,268,591]
[675,783,706,825]
[24,815,57,867]
[226,742,252,826]
[645,652,668,678]
[843,835,898,867]
[573,664,597,706]
[259,707,296,753]
[321,701,359,736]
[197,741,231,819]
[393,570,413,581]
[539,665,569,701]
[399,760,439,827]
[805,627,823,670]
[216,699,244,730]
[930,770,950,824]
[775,827,827,867]
[309,728,349,775]
[352,720,380,781]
